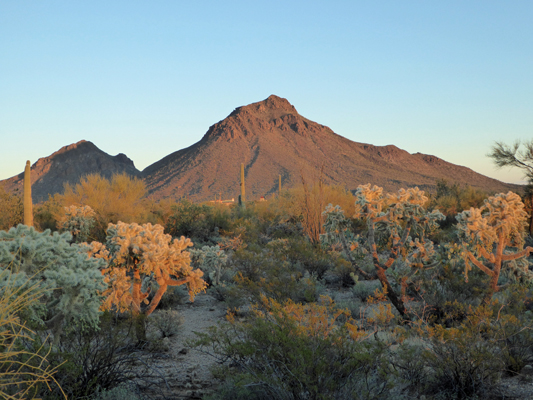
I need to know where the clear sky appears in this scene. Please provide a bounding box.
[1,1,531,184]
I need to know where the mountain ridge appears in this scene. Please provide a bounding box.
[0,95,520,203]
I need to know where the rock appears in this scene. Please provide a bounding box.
[179,347,189,355]
[521,365,533,376]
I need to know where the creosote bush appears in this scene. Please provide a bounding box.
[192,295,396,400]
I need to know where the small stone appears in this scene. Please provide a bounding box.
[209,307,215,311]
[522,365,533,376]
[179,347,189,355]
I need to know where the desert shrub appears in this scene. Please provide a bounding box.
[428,179,488,229]
[278,180,357,245]
[41,312,165,400]
[352,275,382,302]
[156,284,189,309]
[0,185,23,231]
[0,269,65,399]
[228,241,327,305]
[396,303,533,400]
[149,309,183,338]
[33,196,62,231]
[92,383,143,400]
[53,173,149,241]
[165,200,231,246]
[416,252,488,325]
[193,296,395,400]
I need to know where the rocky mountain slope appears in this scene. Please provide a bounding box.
[1,95,520,203]
[142,95,518,201]
[1,141,140,203]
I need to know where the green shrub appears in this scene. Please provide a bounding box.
[149,309,183,338]
[41,312,162,399]
[192,296,395,400]
[397,303,532,399]
[165,200,231,245]
[351,275,382,302]
[92,383,143,400]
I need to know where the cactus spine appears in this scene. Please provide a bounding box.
[23,160,33,227]
[240,163,245,202]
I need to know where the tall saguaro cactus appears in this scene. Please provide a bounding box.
[279,175,282,196]
[23,160,33,227]
[240,163,246,202]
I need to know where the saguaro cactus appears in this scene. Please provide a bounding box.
[279,175,282,196]
[240,163,246,202]
[23,160,33,227]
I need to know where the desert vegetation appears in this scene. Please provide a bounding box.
[2,172,533,399]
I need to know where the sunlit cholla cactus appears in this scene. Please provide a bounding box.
[58,205,96,243]
[456,191,533,302]
[0,225,106,342]
[190,245,228,286]
[88,222,206,316]
[322,184,444,318]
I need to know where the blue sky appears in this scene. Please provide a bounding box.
[1,1,532,185]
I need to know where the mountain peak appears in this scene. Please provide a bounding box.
[229,95,297,118]
[202,95,307,143]
[261,95,297,112]
[0,140,139,202]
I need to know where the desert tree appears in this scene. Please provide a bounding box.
[322,184,444,318]
[456,191,533,303]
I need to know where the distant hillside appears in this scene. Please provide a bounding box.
[142,95,519,201]
[1,96,520,204]
[1,141,140,203]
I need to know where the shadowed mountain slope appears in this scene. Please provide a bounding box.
[1,140,140,203]
[142,95,519,201]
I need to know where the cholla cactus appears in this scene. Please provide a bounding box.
[58,205,96,243]
[0,225,106,342]
[88,222,206,316]
[456,191,533,302]
[322,184,444,318]
[190,245,227,286]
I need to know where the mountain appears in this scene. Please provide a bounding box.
[1,140,140,203]
[142,95,519,201]
[0,95,520,204]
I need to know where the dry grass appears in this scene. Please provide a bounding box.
[0,268,66,399]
